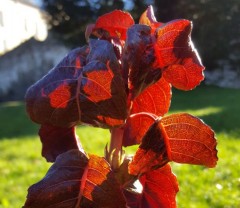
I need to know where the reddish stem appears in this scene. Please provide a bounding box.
[108,127,124,170]
[109,127,124,153]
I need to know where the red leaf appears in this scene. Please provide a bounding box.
[39,125,83,162]
[123,164,179,208]
[93,10,134,40]
[25,46,88,127]
[129,113,218,175]
[24,150,126,208]
[123,66,171,148]
[81,41,127,127]
[154,19,205,90]
[128,121,169,175]
[123,113,156,147]
[131,77,171,116]
[25,41,127,128]
[122,24,161,98]
[139,5,163,33]
[139,164,179,208]
[161,113,218,167]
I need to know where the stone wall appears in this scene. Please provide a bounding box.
[0,35,69,101]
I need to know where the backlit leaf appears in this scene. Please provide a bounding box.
[161,113,218,167]
[25,41,127,128]
[139,164,179,208]
[123,77,172,147]
[154,19,205,90]
[129,113,218,175]
[24,150,126,208]
[124,164,178,208]
[131,77,171,116]
[128,121,169,175]
[123,113,156,147]
[39,125,83,162]
[93,10,134,40]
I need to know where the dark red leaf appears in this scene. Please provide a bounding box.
[25,40,127,128]
[154,19,205,90]
[87,39,118,63]
[38,125,83,162]
[139,5,163,33]
[123,189,141,208]
[161,113,218,167]
[139,164,179,208]
[25,46,88,127]
[123,113,156,147]
[93,10,134,40]
[85,23,95,42]
[122,24,161,98]
[81,40,127,126]
[128,121,169,175]
[24,150,126,208]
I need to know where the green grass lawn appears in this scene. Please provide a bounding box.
[0,85,240,208]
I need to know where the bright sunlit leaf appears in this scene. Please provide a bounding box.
[154,19,205,90]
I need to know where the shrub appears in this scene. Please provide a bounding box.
[24,6,218,208]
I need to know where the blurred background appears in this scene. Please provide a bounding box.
[0,0,239,207]
[0,0,239,100]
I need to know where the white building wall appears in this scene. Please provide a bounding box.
[0,0,48,55]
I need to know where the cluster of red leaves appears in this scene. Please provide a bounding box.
[24,6,218,208]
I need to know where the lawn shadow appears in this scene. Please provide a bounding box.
[170,85,240,136]
[0,101,39,139]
